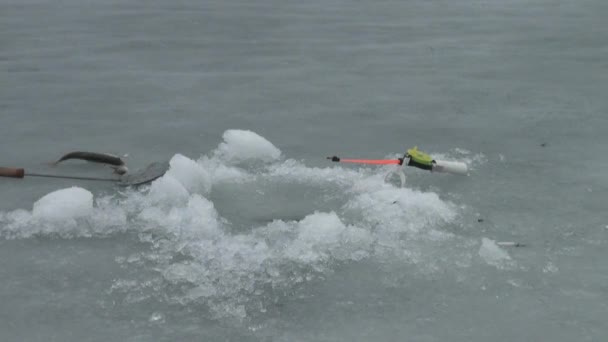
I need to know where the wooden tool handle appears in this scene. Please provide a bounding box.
[0,167,25,178]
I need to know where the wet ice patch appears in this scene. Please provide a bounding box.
[197,155,253,184]
[1,129,476,321]
[165,154,211,194]
[267,159,368,187]
[0,187,127,239]
[478,238,515,269]
[543,261,559,274]
[196,129,281,184]
[146,209,375,319]
[147,175,190,206]
[343,184,456,235]
[282,211,373,265]
[212,129,281,164]
[139,194,222,240]
[146,154,212,206]
[32,187,93,220]
[148,312,165,324]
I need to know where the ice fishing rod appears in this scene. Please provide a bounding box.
[0,166,119,182]
[326,146,468,175]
